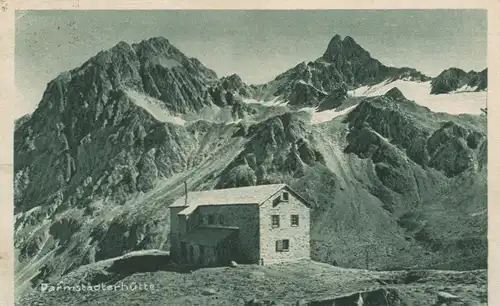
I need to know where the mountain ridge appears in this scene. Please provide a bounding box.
[430,67,487,94]
[14,33,488,299]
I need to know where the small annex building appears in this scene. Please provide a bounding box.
[168,184,311,266]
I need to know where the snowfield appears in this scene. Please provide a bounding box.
[124,89,186,125]
[245,79,486,126]
[348,79,487,115]
[125,79,486,128]
[305,105,358,124]
[242,97,288,107]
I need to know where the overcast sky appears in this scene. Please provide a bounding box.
[15,10,487,117]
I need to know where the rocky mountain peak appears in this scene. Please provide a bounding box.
[130,37,180,60]
[221,74,245,90]
[145,36,171,45]
[322,34,370,62]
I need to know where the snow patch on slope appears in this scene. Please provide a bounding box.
[297,79,329,95]
[242,96,288,107]
[124,89,186,125]
[348,80,487,115]
[311,105,357,124]
[453,84,479,93]
[298,105,357,125]
[157,58,182,69]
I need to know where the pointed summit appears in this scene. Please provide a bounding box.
[322,34,370,62]
[322,34,343,61]
[329,34,343,44]
[342,35,357,46]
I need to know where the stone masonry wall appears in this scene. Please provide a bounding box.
[259,189,310,265]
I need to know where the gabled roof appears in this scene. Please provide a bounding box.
[170,184,287,207]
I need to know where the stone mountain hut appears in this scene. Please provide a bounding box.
[169,184,311,266]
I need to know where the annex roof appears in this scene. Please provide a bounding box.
[170,184,287,208]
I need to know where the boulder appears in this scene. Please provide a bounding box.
[202,288,217,296]
[437,291,460,303]
[230,260,238,267]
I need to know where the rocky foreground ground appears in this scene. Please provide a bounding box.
[16,253,487,306]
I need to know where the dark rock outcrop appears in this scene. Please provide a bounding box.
[430,68,487,94]
[427,121,483,177]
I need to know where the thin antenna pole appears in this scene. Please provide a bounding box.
[184,181,188,206]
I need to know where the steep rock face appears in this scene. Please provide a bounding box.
[430,68,488,94]
[14,36,224,213]
[344,94,485,177]
[13,38,241,291]
[217,112,323,188]
[14,87,200,289]
[14,88,196,213]
[131,37,219,113]
[258,61,347,106]
[345,96,431,165]
[427,121,484,177]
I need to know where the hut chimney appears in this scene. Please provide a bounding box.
[184,181,188,206]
